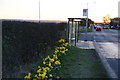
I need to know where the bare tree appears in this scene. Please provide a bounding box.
[102,14,112,23]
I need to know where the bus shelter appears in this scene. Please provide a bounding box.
[67,18,83,46]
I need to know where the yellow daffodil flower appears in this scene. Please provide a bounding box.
[33,78,37,80]
[45,67,50,71]
[54,50,59,54]
[58,39,66,42]
[60,50,65,53]
[49,74,53,77]
[53,54,58,59]
[24,75,31,79]
[43,61,46,64]
[48,62,51,67]
[37,69,41,73]
[49,58,54,62]
[24,73,31,79]
[45,76,48,78]
[65,49,68,51]
[34,74,37,77]
[38,66,41,68]
[38,73,42,76]
[55,61,61,65]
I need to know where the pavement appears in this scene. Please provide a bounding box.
[76,32,95,49]
[76,40,95,49]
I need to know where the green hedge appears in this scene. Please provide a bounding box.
[2,21,67,78]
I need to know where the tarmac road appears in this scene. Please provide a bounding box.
[93,29,119,78]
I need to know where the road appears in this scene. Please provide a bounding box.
[93,29,119,78]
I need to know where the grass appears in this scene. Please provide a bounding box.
[77,34,83,40]
[15,45,108,78]
[79,25,92,33]
[57,46,108,78]
[79,29,86,32]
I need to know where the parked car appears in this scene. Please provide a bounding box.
[94,24,100,29]
[111,26,116,29]
[103,23,110,29]
[94,24,97,29]
[96,26,102,31]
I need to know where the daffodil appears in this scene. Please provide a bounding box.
[63,42,71,46]
[60,50,65,53]
[53,54,58,59]
[34,74,38,77]
[41,72,47,79]
[60,47,65,50]
[24,39,72,79]
[58,39,66,42]
[49,58,54,62]
[24,75,31,79]
[38,66,41,68]
[45,67,50,71]
[45,76,48,78]
[49,74,53,77]
[48,62,51,67]
[24,73,31,79]
[55,61,61,65]
[37,69,41,73]
[43,61,46,64]
[28,73,31,76]
[54,50,59,54]
[33,78,37,80]
[38,73,42,76]
[65,49,68,51]
[45,55,50,60]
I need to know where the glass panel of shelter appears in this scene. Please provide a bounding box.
[68,18,82,46]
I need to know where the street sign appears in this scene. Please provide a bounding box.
[83,9,88,16]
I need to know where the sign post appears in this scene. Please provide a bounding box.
[83,8,88,41]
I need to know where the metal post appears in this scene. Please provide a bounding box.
[77,21,80,42]
[85,3,88,41]
[71,20,73,44]
[69,21,72,44]
[75,21,77,46]
[67,20,70,42]
[39,0,40,23]
[76,21,79,42]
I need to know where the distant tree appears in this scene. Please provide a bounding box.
[80,18,94,27]
[80,18,86,26]
[102,14,112,23]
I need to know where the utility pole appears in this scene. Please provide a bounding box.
[39,0,40,23]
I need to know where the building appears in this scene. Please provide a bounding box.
[110,17,120,29]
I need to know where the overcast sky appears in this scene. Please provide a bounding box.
[0,0,119,22]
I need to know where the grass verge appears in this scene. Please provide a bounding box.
[57,46,108,78]
[77,34,83,40]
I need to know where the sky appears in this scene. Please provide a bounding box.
[0,0,119,22]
